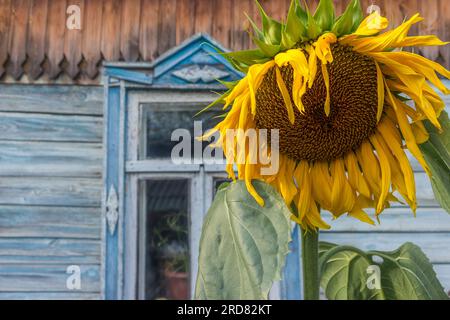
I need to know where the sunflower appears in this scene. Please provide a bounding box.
[202,0,450,230]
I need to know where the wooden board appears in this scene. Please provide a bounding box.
[27,0,48,79]
[0,112,102,142]
[320,233,450,263]
[0,264,100,292]
[0,85,103,115]
[323,207,450,232]
[0,206,100,239]
[0,238,100,260]
[0,141,102,177]
[0,177,101,207]
[0,292,100,300]
[45,0,66,79]
[0,0,448,82]
[6,0,30,80]
[434,264,450,293]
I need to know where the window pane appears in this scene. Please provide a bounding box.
[143,179,190,300]
[142,104,220,159]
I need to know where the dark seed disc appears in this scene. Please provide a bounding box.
[254,43,379,162]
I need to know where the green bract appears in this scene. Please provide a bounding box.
[223,0,364,69]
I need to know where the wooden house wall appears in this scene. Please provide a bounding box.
[0,0,448,83]
[0,81,449,299]
[0,84,103,299]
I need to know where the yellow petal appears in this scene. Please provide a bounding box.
[395,35,449,47]
[321,63,331,116]
[384,84,431,175]
[310,161,332,210]
[369,134,392,214]
[307,45,318,88]
[275,66,295,124]
[330,158,356,216]
[376,128,416,211]
[294,161,311,220]
[353,11,389,36]
[346,14,423,52]
[307,201,331,230]
[314,33,337,64]
[375,61,385,122]
[356,140,381,195]
[377,118,416,204]
[248,61,276,114]
[412,120,430,144]
[344,151,371,198]
[245,155,264,207]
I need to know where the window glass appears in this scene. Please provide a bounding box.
[142,104,221,159]
[143,179,190,300]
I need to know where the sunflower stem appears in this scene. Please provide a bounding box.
[301,225,320,300]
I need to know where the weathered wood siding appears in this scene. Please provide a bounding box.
[0,0,448,82]
[0,84,103,299]
[0,75,448,299]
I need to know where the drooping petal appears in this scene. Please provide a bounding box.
[344,151,371,198]
[330,158,356,216]
[345,14,423,52]
[384,83,431,175]
[353,11,389,36]
[395,35,449,48]
[321,63,331,116]
[369,134,392,214]
[375,61,385,122]
[377,118,416,205]
[275,66,295,124]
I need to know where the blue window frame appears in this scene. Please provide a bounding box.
[102,34,302,300]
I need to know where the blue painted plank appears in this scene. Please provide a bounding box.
[104,85,121,300]
[0,264,100,292]
[0,206,101,239]
[320,232,450,263]
[0,141,102,177]
[0,177,101,207]
[0,292,100,300]
[322,207,450,232]
[0,112,102,142]
[0,85,103,115]
[0,238,100,264]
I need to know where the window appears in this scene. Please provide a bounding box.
[103,35,300,300]
[124,90,225,300]
[140,179,190,299]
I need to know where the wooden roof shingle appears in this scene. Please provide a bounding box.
[0,0,448,83]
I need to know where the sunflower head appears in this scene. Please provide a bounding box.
[205,0,450,230]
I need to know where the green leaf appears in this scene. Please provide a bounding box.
[420,111,450,213]
[195,180,292,300]
[255,1,283,45]
[305,3,321,39]
[314,0,335,32]
[319,242,449,300]
[245,13,265,41]
[253,36,281,57]
[281,0,307,49]
[295,0,308,24]
[332,0,363,36]
[222,49,270,66]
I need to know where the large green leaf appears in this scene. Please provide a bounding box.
[420,111,450,213]
[195,180,292,300]
[319,242,449,300]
